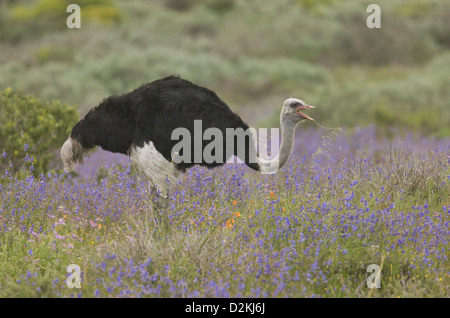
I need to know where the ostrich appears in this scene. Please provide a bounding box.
[60,76,315,207]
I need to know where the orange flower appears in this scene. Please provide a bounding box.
[282,207,286,212]
[270,191,275,197]
[232,200,237,205]
[234,212,241,218]
[225,218,235,229]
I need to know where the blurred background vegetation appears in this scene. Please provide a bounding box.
[1,0,450,173]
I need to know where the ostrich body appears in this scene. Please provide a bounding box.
[61,76,315,203]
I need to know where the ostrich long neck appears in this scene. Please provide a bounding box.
[259,118,297,174]
[278,118,297,168]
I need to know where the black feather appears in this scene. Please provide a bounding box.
[70,76,259,172]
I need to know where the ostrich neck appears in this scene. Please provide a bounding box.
[277,118,297,169]
[259,118,297,174]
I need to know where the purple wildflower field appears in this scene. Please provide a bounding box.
[0,126,449,297]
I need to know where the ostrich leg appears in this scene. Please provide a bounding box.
[149,183,169,220]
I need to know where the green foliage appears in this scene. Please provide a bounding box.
[0,88,79,175]
[164,0,195,12]
[394,0,433,18]
[426,2,450,49]
[81,4,123,24]
[164,0,235,13]
[36,45,74,64]
[1,0,122,42]
[11,0,121,22]
[298,0,336,9]
[202,0,235,14]
[327,2,437,66]
[1,0,450,136]
[263,53,450,136]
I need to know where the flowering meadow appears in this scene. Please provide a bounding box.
[0,126,449,297]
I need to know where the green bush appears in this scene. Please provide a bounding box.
[36,45,74,64]
[329,2,437,66]
[298,0,336,9]
[1,0,122,43]
[0,88,79,175]
[262,52,450,137]
[202,0,235,14]
[11,0,122,23]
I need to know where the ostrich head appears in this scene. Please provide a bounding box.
[280,98,315,125]
[258,97,316,174]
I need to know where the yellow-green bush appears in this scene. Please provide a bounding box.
[82,5,123,24]
[11,0,122,23]
[0,88,79,175]
[36,45,74,64]
[298,0,335,9]
[2,0,122,42]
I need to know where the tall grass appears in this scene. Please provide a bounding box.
[1,127,448,297]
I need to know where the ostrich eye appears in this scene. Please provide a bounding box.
[289,102,300,108]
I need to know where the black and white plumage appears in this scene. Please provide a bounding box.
[61,76,315,202]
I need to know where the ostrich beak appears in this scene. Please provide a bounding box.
[296,104,316,120]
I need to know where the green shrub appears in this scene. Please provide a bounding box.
[202,0,235,14]
[2,0,122,43]
[330,3,436,66]
[426,2,450,49]
[164,0,196,12]
[298,0,336,9]
[262,52,450,137]
[0,88,79,175]
[36,46,74,64]
[11,0,121,23]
